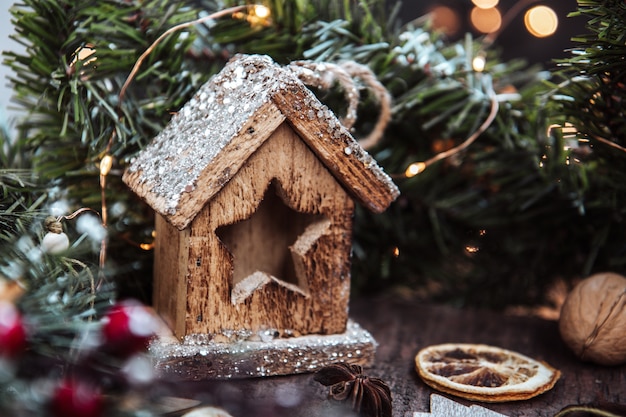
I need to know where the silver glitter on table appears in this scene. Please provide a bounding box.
[413,394,510,417]
[149,319,377,380]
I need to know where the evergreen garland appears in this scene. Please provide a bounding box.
[546,0,626,296]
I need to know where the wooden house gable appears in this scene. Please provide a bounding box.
[170,122,355,336]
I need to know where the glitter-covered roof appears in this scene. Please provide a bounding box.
[123,54,399,230]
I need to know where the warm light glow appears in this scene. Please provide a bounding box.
[471,0,499,9]
[140,231,156,251]
[234,4,271,27]
[472,55,486,72]
[140,242,154,251]
[548,122,577,138]
[253,4,271,19]
[465,245,479,253]
[405,162,426,177]
[524,6,558,38]
[470,7,502,34]
[393,247,400,257]
[71,44,97,68]
[427,5,462,37]
[100,154,113,176]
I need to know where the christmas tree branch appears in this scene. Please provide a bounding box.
[416,77,499,174]
[117,4,248,106]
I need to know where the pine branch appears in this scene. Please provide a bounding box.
[555,0,626,146]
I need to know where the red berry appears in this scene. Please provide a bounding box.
[50,379,103,417]
[101,300,157,357]
[0,301,27,357]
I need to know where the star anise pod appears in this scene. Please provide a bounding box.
[314,363,392,417]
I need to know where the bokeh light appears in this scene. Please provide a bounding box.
[405,162,426,177]
[470,6,502,34]
[471,0,499,9]
[524,5,558,38]
[472,55,486,72]
[253,4,271,19]
[427,5,462,37]
[71,44,97,67]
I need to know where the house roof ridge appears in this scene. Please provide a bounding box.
[123,54,399,228]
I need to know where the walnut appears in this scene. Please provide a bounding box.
[559,272,626,365]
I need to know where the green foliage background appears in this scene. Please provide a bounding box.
[2,0,626,309]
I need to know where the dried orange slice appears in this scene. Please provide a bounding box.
[415,343,560,402]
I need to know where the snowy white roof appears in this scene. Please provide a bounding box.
[123,54,399,230]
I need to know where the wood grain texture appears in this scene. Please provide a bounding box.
[153,213,189,338]
[155,122,355,338]
[157,297,626,417]
[271,85,399,214]
[188,122,353,336]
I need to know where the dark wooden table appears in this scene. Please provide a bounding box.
[165,296,626,417]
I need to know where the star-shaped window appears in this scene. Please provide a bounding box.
[216,180,330,304]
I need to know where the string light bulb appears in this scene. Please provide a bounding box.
[465,245,479,254]
[234,4,271,27]
[472,54,486,72]
[99,154,113,191]
[140,230,157,251]
[405,162,426,178]
[100,154,113,177]
[139,242,154,251]
[253,4,270,19]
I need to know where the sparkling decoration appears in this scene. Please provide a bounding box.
[149,320,376,379]
[49,379,103,417]
[41,216,70,254]
[413,394,509,417]
[101,300,159,358]
[0,301,27,358]
[126,54,397,217]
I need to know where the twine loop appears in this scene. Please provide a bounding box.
[44,216,64,234]
[288,60,391,150]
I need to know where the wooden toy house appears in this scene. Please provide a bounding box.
[123,54,399,377]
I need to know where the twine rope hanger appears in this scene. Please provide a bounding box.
[288,60,392,150]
